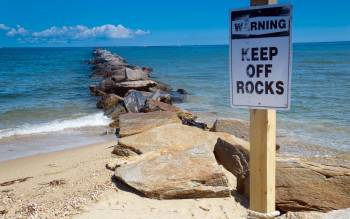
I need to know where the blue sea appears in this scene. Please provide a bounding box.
[0,42,349,160]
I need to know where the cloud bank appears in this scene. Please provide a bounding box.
[0,23,150,43]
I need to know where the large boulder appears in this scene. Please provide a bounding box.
[276,157,350,212]
[213,138,350,212]
[114,145,231,199]
[118,111,181,137]
[117,123,248,155]
[123,90,148,113]
[214,138,249,194]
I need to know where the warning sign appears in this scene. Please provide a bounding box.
[229,4,292,110]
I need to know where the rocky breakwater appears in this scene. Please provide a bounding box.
[89,49,203,133]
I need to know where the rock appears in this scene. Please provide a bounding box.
[99,78,116,93]
[143,99,181,113]
[124,90,153,99]
[278,208,350,219]
[117,123,248,155]
[170,90,187,103]
[89,84,106,96]
[211,118,280,150]
[114,80,158,96]
[213,138,350,212]
[149,82,171,92]
[108,120,119,128]
[106,103,127,120]
[211,118,249,141]
[96,94,123,110]
[125,67,149,81]
[118,111,181,137]
[213,138,249,195]
[150,89,172,104]
[110,68,126,82]
[177,88,188,95]
[142,67,153,73]
[276,157,350,212]
[112,145,138,157]
[123,90,147,113]
[115,145,231,199]
[177,111,197,121]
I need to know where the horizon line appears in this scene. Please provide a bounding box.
[1,40,349,48]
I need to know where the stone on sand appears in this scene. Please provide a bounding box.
[115,145,231,199]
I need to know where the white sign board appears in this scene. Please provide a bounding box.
[229,4,292,110]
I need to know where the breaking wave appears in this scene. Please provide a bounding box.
[0,112,111,139]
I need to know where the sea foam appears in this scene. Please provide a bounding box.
[0,112,111,139]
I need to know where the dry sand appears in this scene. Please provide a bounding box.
[0,140,248,219]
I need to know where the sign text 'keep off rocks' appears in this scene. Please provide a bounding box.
[230,4,292,109]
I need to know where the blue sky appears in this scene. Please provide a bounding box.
[0,0,349,46]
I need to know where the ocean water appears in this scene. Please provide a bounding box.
[0,42,349,160]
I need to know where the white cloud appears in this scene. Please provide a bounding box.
[0,24,10,30]
[6,25,28,36]
[1,23,149,43]
[135,29,150,35]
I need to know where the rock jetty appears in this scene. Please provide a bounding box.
[89,49,205,132]
[89,49,350,215]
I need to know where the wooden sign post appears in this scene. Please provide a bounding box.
[229,0,292,217]
[249,1,277,217]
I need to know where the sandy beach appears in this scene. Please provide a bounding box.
[0,140,248,219]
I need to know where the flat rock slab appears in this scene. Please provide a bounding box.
[118,123,249,155]
[115,145,230,199]
[119,111,181,137]
[276,157,350,212]
[114,80,158,96]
